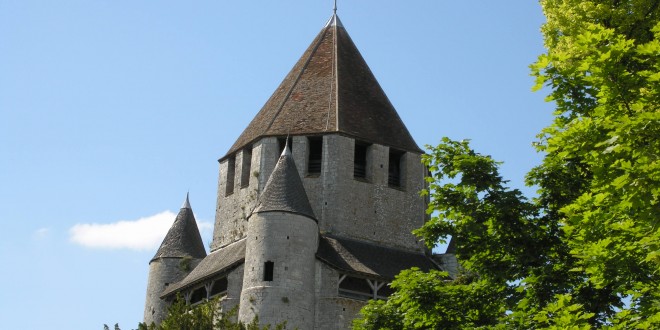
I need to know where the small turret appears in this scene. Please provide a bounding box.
[239,143,319,329]
[143,194,207,326]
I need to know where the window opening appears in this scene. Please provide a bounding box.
[190,286,207,305]
[225,156,236,196]
[387,149,405,188]
[278,137,292,155]
[307,137,323,175]
[209,277,228,297]
[338,275,372,300]
[388,149,405,188]
[354,143,368,179]
[338,274,391,301]
[264,261,274,281]
[240,147,252,188]
[377,283,395,298]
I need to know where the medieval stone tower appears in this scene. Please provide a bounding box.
[144,12,455,329]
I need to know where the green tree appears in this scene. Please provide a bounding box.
[528,0,660,327]
[138,295,285,330]
[354,0,660,328]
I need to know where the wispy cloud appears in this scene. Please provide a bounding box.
[33,227,50,240]
[69,211,213,251]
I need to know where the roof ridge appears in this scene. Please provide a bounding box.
[263,18,334,135]
[223,14,422,158]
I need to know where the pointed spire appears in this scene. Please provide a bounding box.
[181,192,191,209]
[151,195,207,262]
[253,145,316,220]
[224,13,419,159]
[282,137,291,157]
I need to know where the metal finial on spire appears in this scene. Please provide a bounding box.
[333,0,337,14]
[281,136,291,157]
[182,192,191,209]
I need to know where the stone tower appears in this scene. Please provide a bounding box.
[238,144,319,329]
[145,12,455,329]
[143,194,206,325]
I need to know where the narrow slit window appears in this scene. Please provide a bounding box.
[240,147,252,188]
[264,261,274,281]
[307,137,322,175]
[388,149,405,187]
[354,143,368,179]
[225,156,236,196]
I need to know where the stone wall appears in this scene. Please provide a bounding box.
[313,262,367,330]
[298,134,426,252]
[213,133,427,253]
[144,257,199,325]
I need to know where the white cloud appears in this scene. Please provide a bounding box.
[70,210,214,250]
[70,211,176,250]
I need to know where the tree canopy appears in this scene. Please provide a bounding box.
[353,0,660,328]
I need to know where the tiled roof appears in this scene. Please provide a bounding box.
[224,14,421,159]
[151,199,207,262]
[161,239,246,297]
[316,235,437,279]
[161,234,437,297]
[252,146,316,220]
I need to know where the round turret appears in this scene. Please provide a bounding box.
[143,194,206,326]
[238,145,319,329]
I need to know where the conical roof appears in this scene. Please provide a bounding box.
[151,194,207,262]
[224,14,421,159]
[253,145,316,220]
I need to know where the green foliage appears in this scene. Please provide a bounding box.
[178,256,193,272]
[137,294,286,330]
[528,0,660,327]
[354,1,660,328]
[353,269,504,330]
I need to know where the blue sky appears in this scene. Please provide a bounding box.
[1,1,553,329]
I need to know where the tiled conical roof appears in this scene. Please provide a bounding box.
[253,144,316,220]
[224,14,421,158]
[151,194,207,262]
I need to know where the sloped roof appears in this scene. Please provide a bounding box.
[161,239,246,297]
[316,235,437,279]
[160,234,437,297]
[151,196,207,262]
[224,14,421,159]
[252,146,316,220]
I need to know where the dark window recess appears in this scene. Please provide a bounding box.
[377,284,395,298]
[210,278,228,297]
[278,137,292,155]
[338,276,372,300]
[354,143,368,179]
[388,150,404,187]
[190,287,207,304]
[307,137,323,175]
[240,147,252,188]
[264,261,274,281]
[226,156,236,196]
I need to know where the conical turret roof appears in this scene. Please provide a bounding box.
[224,14,421,159]
[151,194,207,262]
[253,144,316,220]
